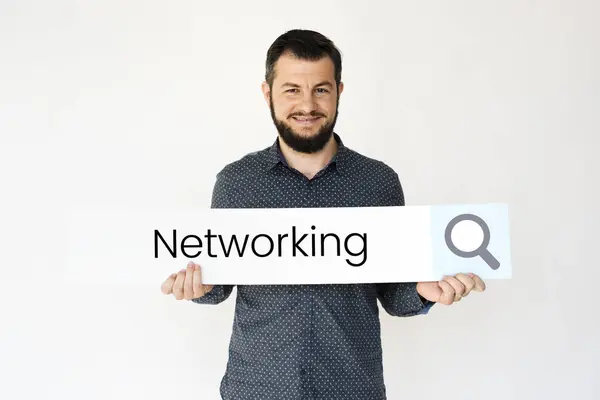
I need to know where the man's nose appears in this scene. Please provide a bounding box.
[297,92,317,114]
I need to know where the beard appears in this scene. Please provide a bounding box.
[269,95,339,154]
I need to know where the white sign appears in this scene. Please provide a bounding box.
[63,203,512,286]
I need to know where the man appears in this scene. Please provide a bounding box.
[161,29,486,400]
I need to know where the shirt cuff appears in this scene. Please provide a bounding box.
[190,285,225,305]
[417,293,436,315]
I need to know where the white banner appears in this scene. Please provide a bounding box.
[64,203,512,286]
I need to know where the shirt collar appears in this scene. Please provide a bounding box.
[262,132,350,176]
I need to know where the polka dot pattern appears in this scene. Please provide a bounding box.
[192,133,434,399]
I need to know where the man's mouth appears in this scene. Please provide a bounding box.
[292,116,322,125]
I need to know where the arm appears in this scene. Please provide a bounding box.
[376,283,435,317]
[191,169,236,305]
[190,284,234,305]
[375,171,436,316]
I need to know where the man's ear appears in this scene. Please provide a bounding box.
[338,81,344,96]
[261,81,271,106]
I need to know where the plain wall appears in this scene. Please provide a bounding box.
[1,1,598,399]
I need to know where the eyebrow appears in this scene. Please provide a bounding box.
[281,81,333,89]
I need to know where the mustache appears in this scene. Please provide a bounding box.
[289,112,326,118]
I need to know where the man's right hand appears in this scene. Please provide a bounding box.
[161,261,214,300]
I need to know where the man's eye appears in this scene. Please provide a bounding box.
[316,88,329,93]
[286,89,298,93]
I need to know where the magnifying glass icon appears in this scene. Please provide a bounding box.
[444,213,500,270]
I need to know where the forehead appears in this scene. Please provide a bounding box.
[273,53,335,86]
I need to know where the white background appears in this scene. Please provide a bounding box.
[1,1,598,399]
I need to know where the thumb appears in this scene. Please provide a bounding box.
[161,273,177,295]
[416,281,442,302]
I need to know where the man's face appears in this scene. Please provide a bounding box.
[262,53,344,153]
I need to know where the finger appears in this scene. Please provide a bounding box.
[443,276,465,299]
[455,273,475,297]
[172,269,186,300]
[183,263,195,300]
[192,264,206,298]
[416,281,442,303]
[161,273,177,295]
[438,280,455,305]
[469,273,486,292]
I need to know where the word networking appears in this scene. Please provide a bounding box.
[154,225,368,267]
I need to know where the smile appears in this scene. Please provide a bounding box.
[292,117,322,125]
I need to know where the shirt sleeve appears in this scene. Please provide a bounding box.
[191,169,236,305]
[374,170,436,316]
[376,282,435,316]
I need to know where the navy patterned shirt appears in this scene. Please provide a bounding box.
[193,132,435,400]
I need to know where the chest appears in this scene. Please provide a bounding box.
[230,167,395,209]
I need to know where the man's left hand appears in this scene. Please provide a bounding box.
[416,273,486,305]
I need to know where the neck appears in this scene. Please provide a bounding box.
[279,134,338,179]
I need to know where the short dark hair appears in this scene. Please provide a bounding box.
[265,29,343,90]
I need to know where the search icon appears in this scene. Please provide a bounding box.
[444,213,500,270]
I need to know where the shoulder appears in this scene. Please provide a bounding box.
[345,147,401,183]
[218,148,269,176]
[210,146,272,208]
[343,147,405,206]
[214,146,271,184]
